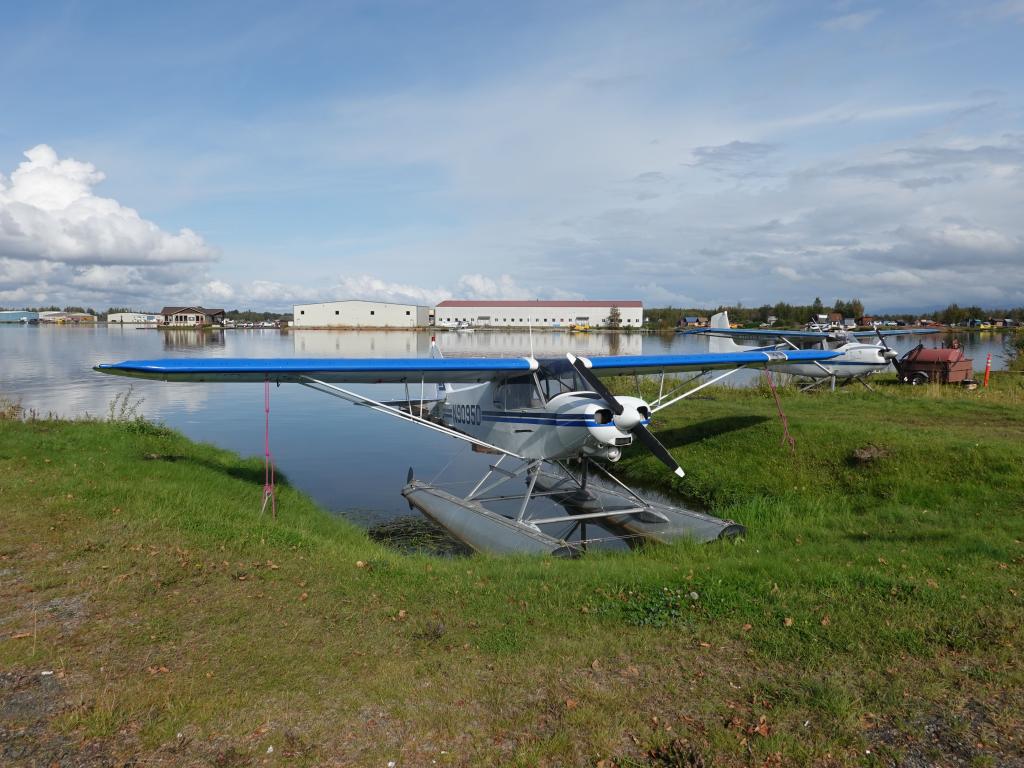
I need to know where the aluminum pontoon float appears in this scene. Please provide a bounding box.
[401,459,744,556]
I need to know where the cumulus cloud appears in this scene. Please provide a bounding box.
[0,145,221,309]
[1,145,216,265]
[773,266,802,281]
[328,275,448,306]
[173,273,554,312]
[202,280,236,302]
[455,274,527,300]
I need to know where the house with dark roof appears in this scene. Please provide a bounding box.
[160,307,225,327]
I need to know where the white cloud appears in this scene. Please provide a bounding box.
[820,10,881,32]
[202,279,236,302]
[843,268,924,288]
[329,275,449,306]
[1,145,216,266]
[773,266,802,281]
[0,145,223,309]
[927,223,1017,254]
[455,274,526,299]
[989,1,1024,23]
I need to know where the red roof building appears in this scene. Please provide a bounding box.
[434,300,643,328]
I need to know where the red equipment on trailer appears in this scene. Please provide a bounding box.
[897,344,974,385]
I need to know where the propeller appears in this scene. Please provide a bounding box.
[567,354,685,478]
[874,328,903,377]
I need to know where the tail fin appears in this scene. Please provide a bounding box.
[430,336,453,396]
[707,311,748,354]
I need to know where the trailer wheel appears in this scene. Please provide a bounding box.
[910,371,929,386]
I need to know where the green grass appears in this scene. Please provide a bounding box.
[1,377,1023,766]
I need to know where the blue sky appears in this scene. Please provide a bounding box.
[1,0,1022,311]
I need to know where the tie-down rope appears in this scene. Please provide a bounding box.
[260,376,277,517]
[762,367,796,455]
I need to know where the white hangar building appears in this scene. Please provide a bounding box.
[434,300,643,329]
[107,312,160,325]
[292,300,431,328]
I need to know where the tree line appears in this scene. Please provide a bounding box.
[644,299,1024,330]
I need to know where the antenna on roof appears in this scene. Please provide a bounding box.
[528,302,535,359]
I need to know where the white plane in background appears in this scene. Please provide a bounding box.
[686,311,938,391]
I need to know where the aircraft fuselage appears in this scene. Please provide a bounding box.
[773,342,891,380]
[438,379,650,461]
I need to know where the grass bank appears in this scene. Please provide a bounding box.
[1,378,1023,766]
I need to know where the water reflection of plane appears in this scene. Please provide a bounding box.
[162,329,227,351]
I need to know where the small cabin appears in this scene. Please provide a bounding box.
[160,306,225,327]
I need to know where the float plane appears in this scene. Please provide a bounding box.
[686,312,938,392]
[96,341,839,555]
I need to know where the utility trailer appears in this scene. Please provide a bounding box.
[897,344,974,385]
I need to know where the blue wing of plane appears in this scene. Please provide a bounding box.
[96,349,841,383]
[557,349,840,376]
[95,357,537,383]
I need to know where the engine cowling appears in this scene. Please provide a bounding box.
[545,392,652,461]
[585,395,651,450]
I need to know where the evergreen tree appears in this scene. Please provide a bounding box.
[607,305,622,329]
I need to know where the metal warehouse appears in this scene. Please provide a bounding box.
[0,310,39,323]
[434,300,643,329]
[107,312,160,325]
[293,300,431,328]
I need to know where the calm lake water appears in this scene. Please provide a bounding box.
[1,324,1011,524]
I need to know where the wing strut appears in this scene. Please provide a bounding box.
[298,376,522,458]
[650,366,747,413]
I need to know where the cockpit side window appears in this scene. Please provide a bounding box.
[494,375,544,410]
[536,368,582,399]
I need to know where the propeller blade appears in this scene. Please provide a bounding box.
[874,328,902,376]
[632,423,685,478]
[567,354,623,415]
[567,353,684,478]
